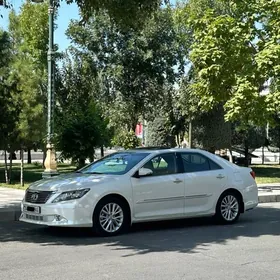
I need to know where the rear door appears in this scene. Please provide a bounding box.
[178,152,227,216]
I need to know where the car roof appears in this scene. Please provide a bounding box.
[126,148,201,154]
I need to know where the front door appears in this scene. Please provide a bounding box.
[131,153,185,221]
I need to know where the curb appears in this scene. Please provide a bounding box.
[258,194,280,203]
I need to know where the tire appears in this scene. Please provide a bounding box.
[215,191,241,224]
[93,196,130,237]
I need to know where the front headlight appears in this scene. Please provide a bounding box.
[52,189,90,203]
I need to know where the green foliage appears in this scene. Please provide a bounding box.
[55,53,113,165]
[268,115,280,152]
[8,3,50,149]
[232,123,266,152]
[177,66,200,120]
[55,101,109,166]
[0,29,19,150]
[17,1,50,68]
[64,0,163,28]
[66,7,183,131]
[146,116,176,147]
[176,0,280,125]
[112,130,141,150]
[192,104,231,151]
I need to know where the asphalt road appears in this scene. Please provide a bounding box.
[1,203,280,280]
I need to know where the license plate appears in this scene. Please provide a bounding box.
[23,205,41,214]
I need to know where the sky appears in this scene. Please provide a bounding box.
[0,0,80,51]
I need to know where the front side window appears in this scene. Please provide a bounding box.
[180,153,222,173]
[79,152,149,175]
[142,153,177,176]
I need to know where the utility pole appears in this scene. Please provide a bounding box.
[32,0,58,178]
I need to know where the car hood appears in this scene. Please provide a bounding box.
[28,173,120,192]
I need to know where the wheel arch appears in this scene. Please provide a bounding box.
[93,193,132,224]
[217,188,245,213]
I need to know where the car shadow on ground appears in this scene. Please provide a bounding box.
[0,204,279,257]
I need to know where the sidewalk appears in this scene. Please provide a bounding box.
[0,185,280,222]
[0,187,24,222]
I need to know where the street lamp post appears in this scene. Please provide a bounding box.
[32,0,58,177]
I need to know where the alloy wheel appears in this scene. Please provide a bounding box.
[220,195,239,222]
[99,203,124,233]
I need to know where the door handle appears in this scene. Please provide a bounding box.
[173,178,183,184]
[216,174,225,179]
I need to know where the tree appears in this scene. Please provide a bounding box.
[66,7,183,134]
[146,116,176,147]
[232,123,266,166]
[55,101,110,168]
[192,104,231,153]
[8,2,50,159]
[0,29,20,184]
[2,0,165,28]
[178,0,280,125]
[65,0,164,28]
[268,115,280,164]
[4,2,50,185]
[112,130,141,150]
[55,54,113,167]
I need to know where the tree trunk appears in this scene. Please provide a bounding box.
[4,150,9,184]
[27,148,32,164]
[244,140,249,167]
[188,121,192,148]
[9,150,13,184]
[43,149,47,168]
[176,134,180,147]
[78,158,86,169]
[101,146,104,158]
[228,148,233,163]
[20,149,24,187]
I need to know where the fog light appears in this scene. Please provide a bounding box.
[55,215,67,222]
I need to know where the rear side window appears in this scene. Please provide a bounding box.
[180,153,222,173]
[209,160,222,170]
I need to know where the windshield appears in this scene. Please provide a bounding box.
[78,152,149,175]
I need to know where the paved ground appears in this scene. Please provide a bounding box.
[0,188,24,221]
[0,203,280,280]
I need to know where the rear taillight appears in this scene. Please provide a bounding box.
[250,171,256,180]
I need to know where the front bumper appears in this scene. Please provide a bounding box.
[19,199,93,227]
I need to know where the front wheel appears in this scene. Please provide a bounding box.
[93,197,129,237]
[215,192,241,224]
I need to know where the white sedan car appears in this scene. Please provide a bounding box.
[20,148,258,236]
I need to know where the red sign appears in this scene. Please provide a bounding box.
[135,123,143,138]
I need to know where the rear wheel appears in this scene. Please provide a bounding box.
[215,192,241,224]
[93,197,130,237]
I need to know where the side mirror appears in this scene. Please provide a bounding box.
[138,167,153,177]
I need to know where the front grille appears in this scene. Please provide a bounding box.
[25,190,54,204]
